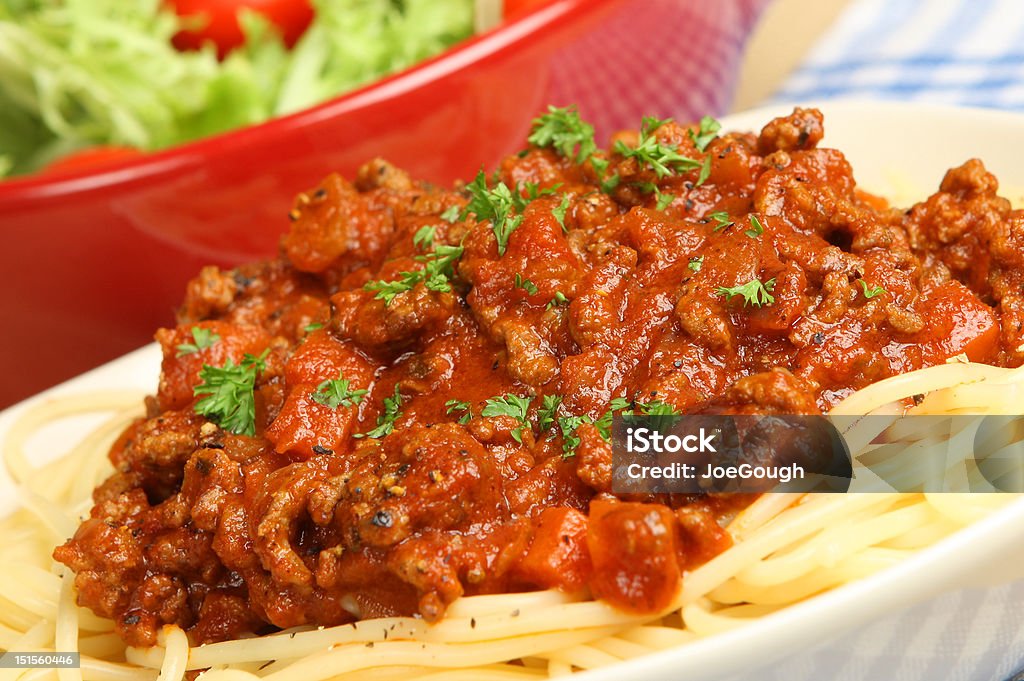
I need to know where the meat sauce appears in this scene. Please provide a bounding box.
[55,108,1022,646]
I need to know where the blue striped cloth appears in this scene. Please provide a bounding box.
[770,0,1024,110]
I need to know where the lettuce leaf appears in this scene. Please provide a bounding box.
[0,0,473,176]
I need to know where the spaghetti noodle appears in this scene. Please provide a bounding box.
[0,361,1017,680]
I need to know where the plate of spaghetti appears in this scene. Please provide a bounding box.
[3,101,1024,681]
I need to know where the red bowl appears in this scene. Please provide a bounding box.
[0,0,766,407]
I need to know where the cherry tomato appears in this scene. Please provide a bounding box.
[503,0,553,18]
[169,0,314,58]
[44,146,142,175]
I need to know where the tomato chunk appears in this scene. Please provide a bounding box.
[515,507,591,592]
[265,330,375,458]
[156,321,271,411]
[586,500,680,613]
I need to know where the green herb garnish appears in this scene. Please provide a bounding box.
[193,351,267,436]
[688,255,704,272]
[176,326,220,357]
[462,170,523,256]
[858,280,887,299]
[413,225,436,251]
[440,205,461,223]
[527,105,597,164]
[689,115,721,152]
[546,291,569,310]
[745,215,765,238]
[537,394,562,433]
[356,385,404,439]
[515,274,539,295]
[445,399,472,424]
[364,244,464,305]
[708,211,733,231]
[716,277,777,308]
[481,393,533,443]
[311,373,367,409]
[552,195,571,232]
[615,116,702,178]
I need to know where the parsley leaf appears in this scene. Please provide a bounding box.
[546,291,569,310]
[481,393,533,443]
[356,385,404,439]
[515,273,539,295]
[599,172,621,194]
[364,244,464,305]
[688,255,704,272]
[527,105,597,164]
[304,322,324,333]
[440,205,461,223]
[176,326,220,357]
[413,225,436,251]
[594,398,630,440]
[615,116,701,179]
[638,182,675,210]
[593,397,676,441]
[445,399,472,424]
[537,394,562,432]
[708,211,733,231]
[462,170,523,256]
[311,374,367,409]
[552,195,571,232]
[515,182,561,210]
[858,280,887,299]
[696,155,712,186]
[745,215,765,238]
[193,351,267,436]
[716,277,777,307]
[689,115,721,153]
[558,414,591,458]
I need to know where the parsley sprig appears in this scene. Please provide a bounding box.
[546,291,569,310]
[716,277,777,307]
[708,211,733,231]
[193,351,267,436]
[356,385,404,439]
[689,115,721,152]
[615,116,702,179]
[176,326,220,357]
[858,280,887,299]
[462,170,523,256]
[527,105,597,164]
[311,373,367,409]
[745,215,765,238]
[537,394,561,433]
[515,273,539,295]
[552,195,571,232]
[481,393,533,443]
[445,399,472,424]
[364,244,464,305]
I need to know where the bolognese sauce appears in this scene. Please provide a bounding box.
[54,107,1017,646]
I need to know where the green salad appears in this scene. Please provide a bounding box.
[0,0,475,176]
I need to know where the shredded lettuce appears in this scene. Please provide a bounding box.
[0,0,474,176]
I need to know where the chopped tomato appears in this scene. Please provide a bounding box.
[587,500,681,613]
[515,507,591,591]
[169,0,314,58]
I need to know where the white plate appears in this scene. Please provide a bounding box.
[3,101,1024,681]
